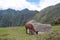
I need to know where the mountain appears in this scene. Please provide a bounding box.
[21,8,30,13]
[0,3,60,27]
[33,3,60,25]
[0,8,39,27]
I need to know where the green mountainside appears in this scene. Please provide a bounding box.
[33,3,60,25]
[0,8,39,27]
[0,3,60,27]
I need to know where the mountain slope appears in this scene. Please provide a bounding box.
[33,3,60,25]
[0,8,39,27]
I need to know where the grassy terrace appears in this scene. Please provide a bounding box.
[0,26,60,40]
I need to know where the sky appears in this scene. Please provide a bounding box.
[0,0,60,11]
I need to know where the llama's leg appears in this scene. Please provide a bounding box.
[26,28,28,34]
[27,28,29,34]
[29,29,34,35]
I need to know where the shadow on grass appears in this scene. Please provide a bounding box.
[0,37,16,40]
[0,34,9,37]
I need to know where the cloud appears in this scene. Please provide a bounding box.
[0,0,39,10]
[39,0,60,10]
[0,0,60,11]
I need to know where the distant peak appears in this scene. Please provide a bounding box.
[6,8,14,10]
[5,8,17,12]
[21,8,30,13]
[55,3,60,6]
[21,8,29,11]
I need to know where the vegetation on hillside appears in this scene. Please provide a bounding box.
[0,3,60,27]
[0,9,39,27]
[33,3,60,25]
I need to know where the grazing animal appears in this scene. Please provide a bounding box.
[25,23,38,34]
[25,20,51,34]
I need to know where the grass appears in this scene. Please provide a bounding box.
[0,26,60,40]
[52,26,60,31]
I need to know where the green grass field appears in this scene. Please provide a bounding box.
[0,26,60,40]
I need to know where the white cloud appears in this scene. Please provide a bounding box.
[0,0,60,11]
[39,0,60,10]
[0,0,39,10]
